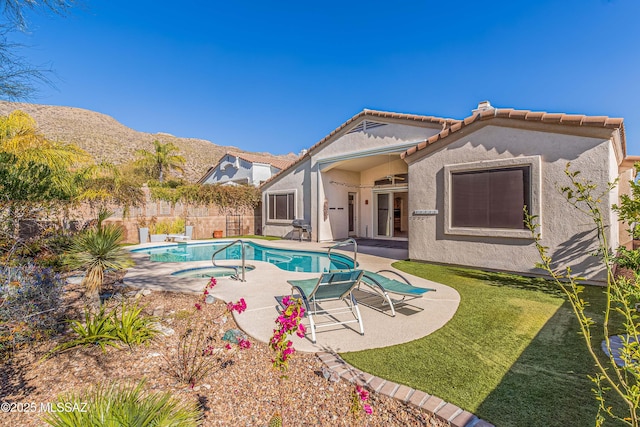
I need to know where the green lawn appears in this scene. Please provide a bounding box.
[340,262,625,427]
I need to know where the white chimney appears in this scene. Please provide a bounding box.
[472,100,494,114]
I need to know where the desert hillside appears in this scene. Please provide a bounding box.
[0,101,297,182]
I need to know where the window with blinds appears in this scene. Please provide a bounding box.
[267,192,295,221]
[451,166,530,229]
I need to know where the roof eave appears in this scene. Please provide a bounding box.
[402,109,627,162]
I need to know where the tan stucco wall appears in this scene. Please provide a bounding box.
[262,119,440,241]
[617,167,636,248]
[262,158,311,238]
[407,125,617,282]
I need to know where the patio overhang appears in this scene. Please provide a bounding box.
[317,140,419,173]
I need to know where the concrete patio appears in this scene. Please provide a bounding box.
[124,239,460,353]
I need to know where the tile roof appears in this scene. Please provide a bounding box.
[307,109,458,154]
[227,151,294,170]
[197,152,294,184]
[261,109,457,187]
[402,108,626,159]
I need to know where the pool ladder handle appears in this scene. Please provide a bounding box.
[328,238,357,270]
[211,239,247,282]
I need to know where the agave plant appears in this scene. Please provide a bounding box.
[65,209,133,302]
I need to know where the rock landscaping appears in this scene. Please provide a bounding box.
[0,280,445,426]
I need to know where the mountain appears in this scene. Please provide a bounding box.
[0,101,297,182]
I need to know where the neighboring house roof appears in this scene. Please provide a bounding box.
[401,107,627,160]
[261,108,458,188]
[197,151,295,184]
[227,151,295,170]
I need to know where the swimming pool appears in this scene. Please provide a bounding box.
[132,241,355,273]
[170,265,257,278]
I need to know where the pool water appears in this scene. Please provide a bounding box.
[132,241,355,273]
[171,266,256,278]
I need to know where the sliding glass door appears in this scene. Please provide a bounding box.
[375,191,408,239]
[376,193,391,237]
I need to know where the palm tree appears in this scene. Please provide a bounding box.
[134,140,185,183]
[0,110,91,254]
[0,110,91,169]
[73,162,145,213]
[65,209,134,303]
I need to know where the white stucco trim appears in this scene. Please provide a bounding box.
[316,140,425,170]
[443,156,542,239]
[264,189,298,224]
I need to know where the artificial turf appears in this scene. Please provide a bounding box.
[340,261,626,427]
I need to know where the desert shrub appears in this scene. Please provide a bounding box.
[528,164,640,425]
[42,380,201,427]
[171,217,185,234]
[150,219,171,235]
[615,247,640,272]
[165,289,250,387]
[165,324,233,387]
[53,300,158,354]
[0,264,65,358]
[150,218,185,235]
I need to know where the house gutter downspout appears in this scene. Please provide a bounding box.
[315,159,320,242]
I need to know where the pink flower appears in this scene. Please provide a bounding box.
[282,346,295,358]
[228,298,247,314]
[363,404,372,415]
[358,388,369,401]
[203,289,209,295]
[238,339,251,349]
[208,277,217,288]
[282,295,292,306]
[194,303,202,311]
[296,323,306,338]
[225,343,232,350]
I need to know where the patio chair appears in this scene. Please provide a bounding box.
[287,270,365,344]
[360,270,436,317]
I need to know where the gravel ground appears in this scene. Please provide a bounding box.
[0,284,444,427]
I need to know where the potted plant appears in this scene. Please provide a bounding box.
[213,230,223,238]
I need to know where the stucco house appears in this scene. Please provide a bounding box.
[198,152,294,186]
[260,101,637,281]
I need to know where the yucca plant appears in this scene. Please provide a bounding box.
[64,209,133,303]
[42,380,202,427]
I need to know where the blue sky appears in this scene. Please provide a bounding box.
[10,0,640,156]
